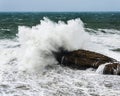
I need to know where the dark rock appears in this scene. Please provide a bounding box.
[103,63,120,75]
[53,49,117,69]
[111,48,120,52]
[53,48,120,75]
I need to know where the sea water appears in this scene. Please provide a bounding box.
[0,12,120,96]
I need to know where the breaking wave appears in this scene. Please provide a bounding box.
[17,18,90,71]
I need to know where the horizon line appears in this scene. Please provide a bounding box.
[0,10,120,13]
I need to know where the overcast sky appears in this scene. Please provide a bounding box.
[0,0,120,12]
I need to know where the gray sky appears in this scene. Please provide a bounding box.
[0,0,120,12]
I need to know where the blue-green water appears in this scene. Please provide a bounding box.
[0,12,120,39]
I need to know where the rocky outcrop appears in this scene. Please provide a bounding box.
[103,63,120,75]
[53,49,116,69]
[53,48,120,75]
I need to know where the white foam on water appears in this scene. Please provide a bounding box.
[85,28,120,61]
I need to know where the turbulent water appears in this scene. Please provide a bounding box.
[0,12,120,96]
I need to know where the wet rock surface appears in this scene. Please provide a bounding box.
[103,63,120,75]
[53,49,120,75]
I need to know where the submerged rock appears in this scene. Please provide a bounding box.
[53,49,120,75]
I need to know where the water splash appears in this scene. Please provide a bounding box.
[17,18,90,72]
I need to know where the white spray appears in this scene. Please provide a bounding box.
[17,18,90,72]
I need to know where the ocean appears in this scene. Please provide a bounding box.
[0,12,120,96]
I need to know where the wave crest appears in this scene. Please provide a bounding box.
[17,18,90,72]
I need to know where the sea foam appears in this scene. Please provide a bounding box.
[17,18,90,72]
